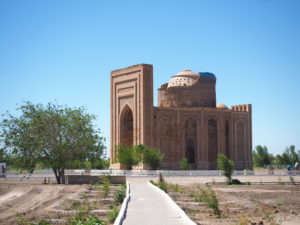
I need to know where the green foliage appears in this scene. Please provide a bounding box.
[38,220,51,225]
[116,144,164,170]
[275,198,284,206]
[117,145,141,170]
[179,157,191,170]
[253,145,274,167]
[107,205,119,223]
[217,153,235,183]
[101,176,110,198]
[70,216,106,225]
[138,145,164,170]
[230,179,242,185]
[0,102,106,183]
[193,184,220,216]
[274,145,300,165]
[114,185,126,205]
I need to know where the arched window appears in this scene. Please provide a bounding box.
[120,106,133,146]
[159,117,171,163]
[185,118,197,165]
[208,118,218,169]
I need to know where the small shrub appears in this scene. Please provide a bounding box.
[70,216,106,225]
[194,184,220,216]
[141,146,164,170]
[107,205,120,223]
[114,185,126,205]
[238,213,249,225]
[245,181,251,185]
[38,220,51,225]
[101,176,110,198]
[158,182,168,193]
[275,198,284,206]
[217,153,235,183]
[230,179,242,185]
[179,157,191,170]
[289,176,296,185]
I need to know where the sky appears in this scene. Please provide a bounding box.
[0,0,300,156]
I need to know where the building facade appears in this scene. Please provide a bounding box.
[110,64,252,170]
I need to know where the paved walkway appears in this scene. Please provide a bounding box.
[123,182,187,225]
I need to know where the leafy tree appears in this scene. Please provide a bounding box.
[0,102,106,183]
[274,145,299,165]
[217,153,235,183]
[179,157,191,170]
[117,144,141,170]
[136,145,164,170]
[252,145,274,167]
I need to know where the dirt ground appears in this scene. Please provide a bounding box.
[0,179,121,225]
[168,183,300,225]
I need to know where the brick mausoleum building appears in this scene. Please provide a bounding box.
[110,64,252,170]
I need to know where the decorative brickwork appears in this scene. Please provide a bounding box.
[110,64,252,170]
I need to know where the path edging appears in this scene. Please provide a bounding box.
[113,181,131,225]
[147,181,197,225]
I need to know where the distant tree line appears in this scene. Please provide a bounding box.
[253,145,300,168]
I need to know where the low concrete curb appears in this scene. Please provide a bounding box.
[114,182,131,225]
[147,182,197,225]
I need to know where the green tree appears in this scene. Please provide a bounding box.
[179,157,191,170]
[252,145,274,167]
[274,145,299,165]
[0,102,106,183]
[217,153,235,183]
[139,145,164,170]
[117,145,141,170]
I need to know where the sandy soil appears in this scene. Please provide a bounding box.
[0,179,121,225]
[168,183,300,225]
[0,180,87,224]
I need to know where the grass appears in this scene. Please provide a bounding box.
[107,205,120,223]
[275,198,284,206]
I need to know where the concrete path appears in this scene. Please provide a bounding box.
[123,182,187,225]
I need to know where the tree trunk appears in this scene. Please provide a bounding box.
[52,166,65,184]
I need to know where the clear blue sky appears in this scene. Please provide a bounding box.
[1,0,300,156]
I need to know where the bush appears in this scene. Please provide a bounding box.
[101,176,110,198]
[217,153,235,183]
[117,145,141,170]
[179,157,191,170]
[107,205,120,223]
[141,146,164,170]
[114,185,126,205]
[230,179,242,185]
[194,184,220,216]
[70,216,106,225]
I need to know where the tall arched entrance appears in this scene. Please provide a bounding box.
[185,118,197,168]
[208,118,218,169]
[120,106,133,146]
[225,121,230,159]
[236,121,245,162]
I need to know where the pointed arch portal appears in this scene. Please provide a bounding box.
[185,118,197,167]
[120,106,133,146]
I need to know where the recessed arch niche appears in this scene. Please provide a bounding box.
[120,105,133,146]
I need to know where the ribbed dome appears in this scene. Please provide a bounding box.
[217,103,228,109]
[167,69,199,88]
[176,69,199,76]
